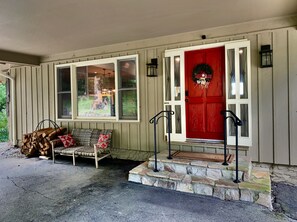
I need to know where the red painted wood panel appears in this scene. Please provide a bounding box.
[185,47,225,140]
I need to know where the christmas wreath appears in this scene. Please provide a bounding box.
[192,63,213,88]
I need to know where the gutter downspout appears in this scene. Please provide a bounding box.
[0,71,17,146]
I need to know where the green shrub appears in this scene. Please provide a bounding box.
[0,127,8,142]
[0,83,8,142]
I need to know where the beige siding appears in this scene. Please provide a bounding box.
[248,34,259,161]
[289,29,297,165]
[258,32,274,163]
[12,18,297,165]
[273,30,290,164]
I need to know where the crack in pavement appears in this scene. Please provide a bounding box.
[7,176,55,201]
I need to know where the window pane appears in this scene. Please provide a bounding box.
[174,56,181,101]
[77,63,115,117]
[58,94,72,119]
[57,67,72,119]
[240,104,249,137]
[239,47,248,99]
[175,105,181,133]
[165,105,172,133]
[118,59,136,88]
[119,90,137,120]
[228,104,236,136]
[165,57,171,101]
[118,58,138,120]
[227,49,235,99]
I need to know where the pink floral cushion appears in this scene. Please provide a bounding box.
[58,134,76,148]
[97,134,111,149]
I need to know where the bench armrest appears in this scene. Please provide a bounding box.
[50,138,63,149]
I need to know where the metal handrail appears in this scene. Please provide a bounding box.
[149,110,174,172]
[221,110,242,183]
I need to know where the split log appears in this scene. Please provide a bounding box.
[21,127,67,158]
[47,127,67,140]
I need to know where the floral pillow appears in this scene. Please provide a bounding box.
[58,134,76,148]
[97,133,111,149]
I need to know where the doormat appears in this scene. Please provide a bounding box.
[172,151,234,163]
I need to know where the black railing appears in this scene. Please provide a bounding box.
[149,110,175,172]
[221,110,242,183]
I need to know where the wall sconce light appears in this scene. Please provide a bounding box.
[259,45,273,68]
[147,58,158,77]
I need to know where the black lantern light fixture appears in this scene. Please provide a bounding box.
[259,45,273,68]
[147,58,158,77]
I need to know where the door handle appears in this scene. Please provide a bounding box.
[185,98,189,103]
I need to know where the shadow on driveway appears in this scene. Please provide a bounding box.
[0,156,294,222]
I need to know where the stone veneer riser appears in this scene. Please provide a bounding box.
[128,151,272,209]
[148,156,252,182]
[128,162,272,209]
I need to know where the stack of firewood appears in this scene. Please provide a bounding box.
[21,127,66,157]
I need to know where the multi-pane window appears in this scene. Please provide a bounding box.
[56,55,139,121]
[76,63,115,118]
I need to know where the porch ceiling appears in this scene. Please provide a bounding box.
[0,0,296,60]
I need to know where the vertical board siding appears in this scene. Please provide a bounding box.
[21,67,27,134]
[258,32,274,163]
[13,27,297,165]
[25,67,33,132]
[48,64,55,122]
[139,50,148,151]
[129,124,139,150]
[273,30,290,164]
[147,49,158,152]
[37,67,44,128]
[31,68,39,130]
[289,29,297,165]
[248,34,259,162]
[15,68,22,141]
[121,123,129,149]
[42,64,49,128]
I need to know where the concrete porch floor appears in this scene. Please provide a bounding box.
[0,143,296,221]
[0,157,294,222]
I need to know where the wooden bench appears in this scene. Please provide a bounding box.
[51,129,112,168]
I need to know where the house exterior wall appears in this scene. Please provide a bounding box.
[10,16,297,165]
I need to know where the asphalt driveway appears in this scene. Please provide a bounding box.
[0,155,295,222]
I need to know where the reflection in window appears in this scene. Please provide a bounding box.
[57,67,72,119]
[239,47,248,99]
[165,57,171,101]
[118,59,137,120]
[175,105,181,133]
[241,104,249,137]
[228,104,236,137]
[76,63,115,117]
[165,105,172,133]
[174,56,181,101]
[227,49,235,99]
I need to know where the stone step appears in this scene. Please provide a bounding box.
[128,162,272,209]
[148,151,252,182]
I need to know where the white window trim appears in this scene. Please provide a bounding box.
[164,39,252,146]
[225,41,252,146]
[55,54,140,122]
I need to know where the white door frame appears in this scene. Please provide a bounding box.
[164,39,252,146]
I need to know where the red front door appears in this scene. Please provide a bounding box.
[185,47,225,140]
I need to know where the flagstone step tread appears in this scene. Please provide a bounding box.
[128,161,272,210]
[148,150,252,181]
[172,151,234,163]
